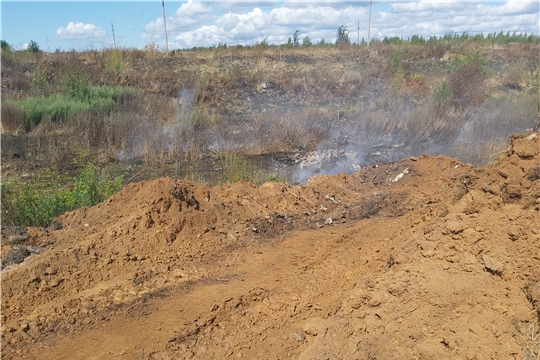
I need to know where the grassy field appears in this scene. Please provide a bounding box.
[1,34,539,226]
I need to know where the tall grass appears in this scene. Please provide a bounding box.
[5,86,137,126]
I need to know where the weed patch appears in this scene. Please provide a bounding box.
[4,86,138,126]
[1,164,124,227]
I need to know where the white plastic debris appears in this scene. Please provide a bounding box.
[392,168,409,182]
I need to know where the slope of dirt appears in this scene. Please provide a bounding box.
[1,133,539,360]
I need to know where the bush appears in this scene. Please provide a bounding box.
[432,80,452,116]
[503,59,525,90]
[105,49,124,79]
[1,164,124,227]
[448,63,485,109]
[1,40,12,52]
[26,40,40,53]
[31,66,50,96]
[61,69,91,100]
[448,52,491,77]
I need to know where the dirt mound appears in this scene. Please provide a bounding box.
[2,133,539,359]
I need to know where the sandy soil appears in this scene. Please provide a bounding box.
[1,133,539,360]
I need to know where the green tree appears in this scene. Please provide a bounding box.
[26,40,40,53]
[284,36,293,49]
[293,30,300,47]
[302,35,312,47]
[336,26,350,46]
[1,40,12,52]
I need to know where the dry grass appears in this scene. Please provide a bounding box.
[1,41,539,186]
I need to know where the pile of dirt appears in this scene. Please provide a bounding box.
[1,133,539,359]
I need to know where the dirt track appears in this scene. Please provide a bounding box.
[2,133,539,359]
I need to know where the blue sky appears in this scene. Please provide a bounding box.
[1,1,539,51]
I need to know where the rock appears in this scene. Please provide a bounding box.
[8,235,28,245]
[446,221,467,234]
[293,330,306,342]
[44,267,56,276]
[302,318,327,336]
[9,226,27,236]
[462,228,482,244]
[482,254,504,275]
[504,184,521,199]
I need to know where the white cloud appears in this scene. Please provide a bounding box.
[175,0,213,17]
[142,0,540,48]
[56,22,106,40]
[143,0,216,40]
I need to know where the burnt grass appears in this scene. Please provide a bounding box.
[1,42,539,224]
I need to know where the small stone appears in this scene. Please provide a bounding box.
[45,267,56,276]
[303,318,327,336]
[293,330,305,342]
[482,254,504,275]
[446,221,467,234]
[8,235,27,245]
[505,184,521,199]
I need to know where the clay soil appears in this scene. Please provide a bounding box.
[1,133,540,360]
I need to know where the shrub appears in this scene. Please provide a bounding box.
[432,80,452,116]
[448,52,491,77]
[1,40,12,52]
[31,66,50,96]
[388,49,409,75]
[503,59,525,90]
[26,40,40,53]
[61,69,91,100]
[302,36,312,47]
[448,63,485,109]
[106,49,124,79]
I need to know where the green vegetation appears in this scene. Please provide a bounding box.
[1,164,124,227]
[448,51,491,77]
[26,40,40,53]
[5,66,137,127]
[1,30,538,228]
[1,40,12,52]
[218,153,283,186]
[5,86,137,126]
[336,26,351,46]
[432,80,452,117]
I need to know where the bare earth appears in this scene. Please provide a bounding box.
[2,133,539,360]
